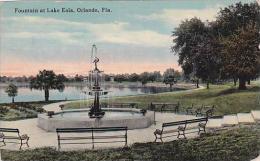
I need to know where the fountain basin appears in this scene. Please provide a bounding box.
[38,108,155,132]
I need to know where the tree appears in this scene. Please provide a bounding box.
[192,26,222,89]
[139,72,150,85]
[172,18,221,89]
[104,74,111,81]
[215,2,260,89]
[114,74,127,83]
[148,71,162,82]
[148,73,156,82]
[152,71,162,82]
[129,73,139,82]
[5,83,18,103]
[57,74,68,82]
[74,74,84,82]
[172,18,205,76]
[215,2,259,37]
[30,70,65,101]
[173,70,181,81]
[163,68,177,89]
[220,25,260,89]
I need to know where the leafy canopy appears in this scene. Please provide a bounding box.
[5,83,18,97]
[30,70,65,92]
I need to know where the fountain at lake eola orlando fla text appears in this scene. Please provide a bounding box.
[37,44,154,132]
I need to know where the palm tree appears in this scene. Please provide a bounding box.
[30,70,65,101]
[5,83,18,103]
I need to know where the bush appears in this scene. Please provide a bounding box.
[0,106,9,114]
[0,103,46,121]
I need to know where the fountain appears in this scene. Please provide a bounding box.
[88,56,105,118]
[37,44,155,132]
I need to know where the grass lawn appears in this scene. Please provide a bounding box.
[65,83,260,115]
[2,128,259,161]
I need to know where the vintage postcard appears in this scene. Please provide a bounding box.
[0,0,259,161]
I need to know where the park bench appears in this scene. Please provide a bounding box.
[154,117,208,142]
[185,104,215,117]
[56,126,128,149]
[0,128,29,149]
[105,103,138,108]
[149,102,180,113]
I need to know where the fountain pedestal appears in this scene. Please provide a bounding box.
[88,53,106,118]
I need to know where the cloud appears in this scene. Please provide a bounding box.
[137,7,220,26]
[2,16,170,47]
[4,31,82,45]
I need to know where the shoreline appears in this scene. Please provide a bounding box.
[0,82,198,104]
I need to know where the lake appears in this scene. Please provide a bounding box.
[0,83,180,103]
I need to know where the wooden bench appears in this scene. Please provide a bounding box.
[154,117,208,142]
[105,103,138,108]
[0,128,29,149]
[56,127,128,149]
[185,104,215,117]
[149,102,180,113]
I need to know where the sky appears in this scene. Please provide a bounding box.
[0,0,256,77]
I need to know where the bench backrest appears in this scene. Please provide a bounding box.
[150,102,180,112]
[0,128,19,133]
[56,127,127,133]
[109,103,137,108]
[208,115,223,119]
[186,118,208,124]
[163,120,186,127]
[162,117,208,128]
[100,103,137,108]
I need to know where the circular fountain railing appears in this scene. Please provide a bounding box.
[38,108,155,132]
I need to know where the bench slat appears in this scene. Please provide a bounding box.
[0,128,19,133]
[161,129,179,134]
[57,126,127,149]
[163,121,186,127]
[57,127,127,133]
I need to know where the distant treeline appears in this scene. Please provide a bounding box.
[0,69,182,84]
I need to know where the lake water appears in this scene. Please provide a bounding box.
[0,84,178,103]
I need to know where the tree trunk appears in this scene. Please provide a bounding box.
[170,84,173,91]
[44,89,49,101]
[206,81,209,89]
[247,79,250,85]
[12,97,14,103]
[233,77,237,86]
[196,80,199,88]
[238,78,246,90]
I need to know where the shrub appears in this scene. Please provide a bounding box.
[0,106,9,114]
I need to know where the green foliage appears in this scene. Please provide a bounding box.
[163,68,177,87]
[5,83,18,103]
[0,102,46,121]
[215,2,260,89]
[172,2,260,90]
[30,70,65,101]
[128,73,140,82]
[139,72,150,85]
[112,72,162,83]
[220,25,260,89]
[172,18,221,89]
[215,2,260,37]
[2,128,259,161]
[114,74,127,83]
